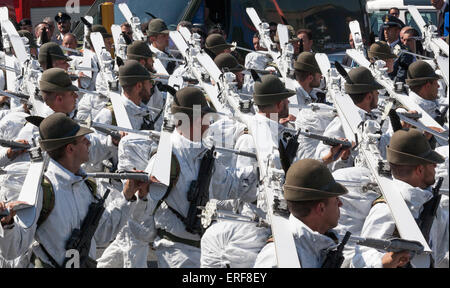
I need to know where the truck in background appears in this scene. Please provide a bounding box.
[366,0,438,39]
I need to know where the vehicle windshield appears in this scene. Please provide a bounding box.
[116,0,367,54]
[230,0,367,53]
[405,11,437,37]
[114,0,190,30]
[369,9,437,39]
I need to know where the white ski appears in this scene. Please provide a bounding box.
[118,3,146,41]
[349,20,366,56]
[149,75,181,187]
[1,19,28,65]
[15,148,50,229]
[111,24,127,63]
[407,5,449,87]
[276,24,301,115]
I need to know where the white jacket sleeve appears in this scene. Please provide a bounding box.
[210,162,257,203]
[351,203,396,268]
[93,193,136,246]
[0,185,44,260]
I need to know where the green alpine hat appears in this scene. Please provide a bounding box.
[344,66,384,94]
[387,128,445,166]
[171,87,215,116]
[18,30,37,49]
[214,53,244,73]
[127,40,154,60]
[39,112,93,152]
[91,24,112,38]
[294,52,321,74]
[205,34,234,56]
[39,68,79,92]
[406,60,442,87]
[284,159,348,201]
[368,41,397,60]
[253,74,296,106]
[119,60,152,87]
[38,42,71,64]
[147,18,170,37]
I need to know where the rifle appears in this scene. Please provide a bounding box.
[84,171,150,182]
[435,105,449,126]
[321,231,351,268]
[64,189,111,268]
[184,146,216,235]
[0,139,31,150]
[418,177,443,243]
[347,235,425,255]
[0,89,30,104]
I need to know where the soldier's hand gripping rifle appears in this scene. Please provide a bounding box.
[64,189,111,268]
[0,138,31,150]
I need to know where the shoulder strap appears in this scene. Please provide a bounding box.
[105,101,117,126]
[84,178,97,197]
[151,152,181,215]
[371,195,401,238]
[37,176,55,228]
[371,195,386,207]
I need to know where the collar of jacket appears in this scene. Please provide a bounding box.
[409,90,439,111]
[296,84,314,102]
[172,130,208,161]
[121,93,148,115]
[354,105,377,120]
[150,44,169,56]
[288,214,338,266]
[47,158,86,187]
[392,178,433,219]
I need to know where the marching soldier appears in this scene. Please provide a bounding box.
[204,33,234,58]
[315,67,383,171]
[235,75,347,178]
[147,18,177,74]
[214,53,245,90]
[293,52,325,104]
[406,61,444,121]
[254,158,348,267]
[93,60,159,131]
[143,87,256,268]
[0,113,147,268]
[38,42,71,70]
[352,128,448,268]
[367,41,397,74]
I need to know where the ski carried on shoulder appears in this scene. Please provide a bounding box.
[90,31,133,129]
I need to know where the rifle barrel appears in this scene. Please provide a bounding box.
[85,172,150,182]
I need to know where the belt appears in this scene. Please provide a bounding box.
[157,229,201,248]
